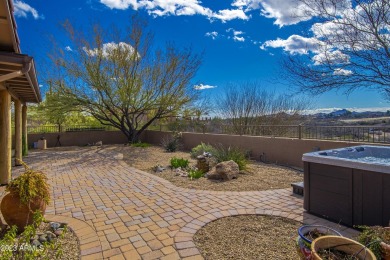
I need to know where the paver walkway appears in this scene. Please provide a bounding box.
[4,146,358,259]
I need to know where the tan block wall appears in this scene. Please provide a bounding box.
[21,129,389,168]
[27,131,128,148]
[143,130,389,168]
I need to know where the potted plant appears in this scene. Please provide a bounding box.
[296,225,342,259]
[0,161,50,232]
[356,225,390,260]
[311,236,376,260]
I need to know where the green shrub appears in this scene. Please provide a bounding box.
[170,157,189,169]
[190,142,217,158]
[214,145,247,170]
[188,169,204,179]
[131,142,151,148]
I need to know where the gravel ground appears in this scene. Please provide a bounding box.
[120,145,303,191]
[193,215,301,260]
[0,222,79,260]
[36,222,80,260]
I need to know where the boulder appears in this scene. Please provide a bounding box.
[207,160,239,181]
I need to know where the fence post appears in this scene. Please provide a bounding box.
[298,124,302,139]
[159,124,162,132]
[202,124,206,134]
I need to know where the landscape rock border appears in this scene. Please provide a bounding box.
[45,214,103,259]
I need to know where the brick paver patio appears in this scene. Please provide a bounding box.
[2,146,359,259]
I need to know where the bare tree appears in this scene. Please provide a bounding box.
[216,82,308,134]
[282,0,390,97]
[48,16,202,143]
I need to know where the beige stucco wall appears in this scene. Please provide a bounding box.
[143,130,389,168]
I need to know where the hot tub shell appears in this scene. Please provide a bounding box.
[302,145,390,227]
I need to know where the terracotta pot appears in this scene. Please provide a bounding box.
[311,236,376,260]
[0,192,46,232]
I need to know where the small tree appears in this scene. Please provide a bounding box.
[49,16,202,143]
[216,82,308,135]
[281,0,390,98]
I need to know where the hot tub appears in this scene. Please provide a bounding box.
[302,145,390,226]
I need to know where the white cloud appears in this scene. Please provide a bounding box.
[259,0,312,27]
[226,28,246,42]
[65,46,73,52]
[99,0,249,22]
[142,0,212,17]
[212,9,249,22]
[333,68,353,76]
[261,35,322,54]
[83,42,138,59]
[194,84,217,90]
[312,50,350,65]
[233,36,245,42]
[13,0,43,19]
[205,31,218,40]
[99,0,139,10]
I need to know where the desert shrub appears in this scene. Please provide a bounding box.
[188,169,204,179]
[161,132,182,152]
[170,157,189,169]
[190,143,217,158]
[131,142,151,148]
[356,225,390,259]
[214,145,247,170]
[7,162,50,206]
[0,211,66,260]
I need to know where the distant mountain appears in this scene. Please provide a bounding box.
[313,109,390,119]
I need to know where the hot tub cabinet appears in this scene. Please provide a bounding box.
[303,146,390,227]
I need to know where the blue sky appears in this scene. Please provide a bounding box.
[12,0,389,113]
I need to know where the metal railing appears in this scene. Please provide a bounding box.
[156,122,390,144]
[27,125,119,134]
[26,123,390,144]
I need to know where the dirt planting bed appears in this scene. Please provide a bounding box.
[120,145,303,192]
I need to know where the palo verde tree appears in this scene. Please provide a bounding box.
[279,0,390,98]
[49,17,202,143]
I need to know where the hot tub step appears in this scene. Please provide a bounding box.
[291,182,304,196]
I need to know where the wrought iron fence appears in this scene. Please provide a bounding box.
[156,122,390,144]
[26,123,390,144]
[26,125,119,134]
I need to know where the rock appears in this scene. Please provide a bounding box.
[30,235,39,242]
[207,160,239,181]
[54,228,64,237]
[31,239,42,247]
[206,168,222,180]
[45,231,56,239]
[203,152,212,157]
[38,234,47,243]
[94,141,103,146]
[154,165,165,173]
[50,222,61,230]
[175,168,188,177]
